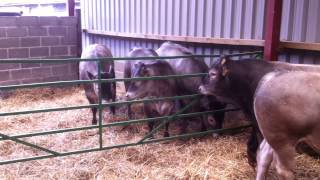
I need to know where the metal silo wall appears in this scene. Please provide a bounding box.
[279,0,320,64]
[81,0,319,72]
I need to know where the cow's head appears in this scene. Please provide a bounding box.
[199,56,233,102]
[125,62,156,100]
[87,66,115,101]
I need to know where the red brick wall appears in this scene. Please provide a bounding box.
[0,16,79,85]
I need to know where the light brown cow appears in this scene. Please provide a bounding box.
[199,56,320,173]
[254,71,320,180]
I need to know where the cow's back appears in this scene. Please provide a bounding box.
[80,44,113,80]
[254,71,320,149]
[156,42,208,93]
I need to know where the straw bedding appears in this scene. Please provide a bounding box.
[0,85,319,180]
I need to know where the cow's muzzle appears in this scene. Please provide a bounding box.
[198,85,208,95]
[125,92,134,100]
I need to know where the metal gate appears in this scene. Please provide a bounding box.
[0,51,261,165]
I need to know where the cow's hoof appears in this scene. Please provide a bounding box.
[146,134,154,139]
[212,133,219,138]
[164,132,170,137]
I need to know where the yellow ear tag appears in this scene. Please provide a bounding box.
[221,58,229,76]
[221,58,226,65]
[222,67,229,76]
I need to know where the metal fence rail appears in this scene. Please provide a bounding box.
[0,51,262,165]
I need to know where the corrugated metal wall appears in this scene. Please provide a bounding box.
[281,0,320,43]
[279,0,320,64]
[82,0,266,39]
[81,0,320,69]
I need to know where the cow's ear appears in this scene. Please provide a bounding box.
[87,71,97,79]
[220,56,230,76]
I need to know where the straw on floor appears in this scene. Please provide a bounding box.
[0,86,319,179]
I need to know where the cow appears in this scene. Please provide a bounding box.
[156,41,226,134]
[124,47,158,119]
[80,44,116,124]
[198,56,320,176]
[125,60,180,138]
[255,71,320,180]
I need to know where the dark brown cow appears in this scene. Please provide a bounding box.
[80,44,116,124]
[156,41,226,134]
[125,60,180,137]
[199,56,320,167]
[255,71,320,180]
[199,56,320,178]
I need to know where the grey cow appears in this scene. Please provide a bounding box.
[156,41,226,133]
[124,49,181,137]
[80,44,116,124]
[123,47,158,119]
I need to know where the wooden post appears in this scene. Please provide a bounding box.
[264,0,283,61]
[67,0,75,16]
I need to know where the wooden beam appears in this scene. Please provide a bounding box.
[83,29,265,47]
[280,41,320,51]
[264,0,283,61]
[67,0,75,16]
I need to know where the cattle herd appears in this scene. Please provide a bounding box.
[80,42,320,180]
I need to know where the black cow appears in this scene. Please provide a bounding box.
[80,44,116,124]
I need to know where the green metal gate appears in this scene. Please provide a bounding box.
[0,51,261,165]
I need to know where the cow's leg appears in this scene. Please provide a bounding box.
[110,105,116,115]
[212,103,226,130]
[164,121,170,137]
[110,82,116,115]
[247,127,260,167]
[124,66,132,120]
[85,90,98,125]
[91,107,97,125]
[273,144,295,180]
[256,139,273,180]
[162,102,179,138]
[87,98,98,125]
[148,121,155,138]
[144,105,156,139]
[178,118,188,134]
[201,115,207,132]
[127,104,132,119]
[175,100,188,135]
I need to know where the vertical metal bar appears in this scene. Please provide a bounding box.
[97,60,103,149]
[264,0,283,61]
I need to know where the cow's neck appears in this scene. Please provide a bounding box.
[228,60,275,116]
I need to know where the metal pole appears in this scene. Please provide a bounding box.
[98,60,103,149]
[67,0,75,16]
[264,0,283,61]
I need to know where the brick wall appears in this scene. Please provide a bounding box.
[0,16,79,86]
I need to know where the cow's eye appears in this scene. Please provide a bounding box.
[209,72,217,79]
